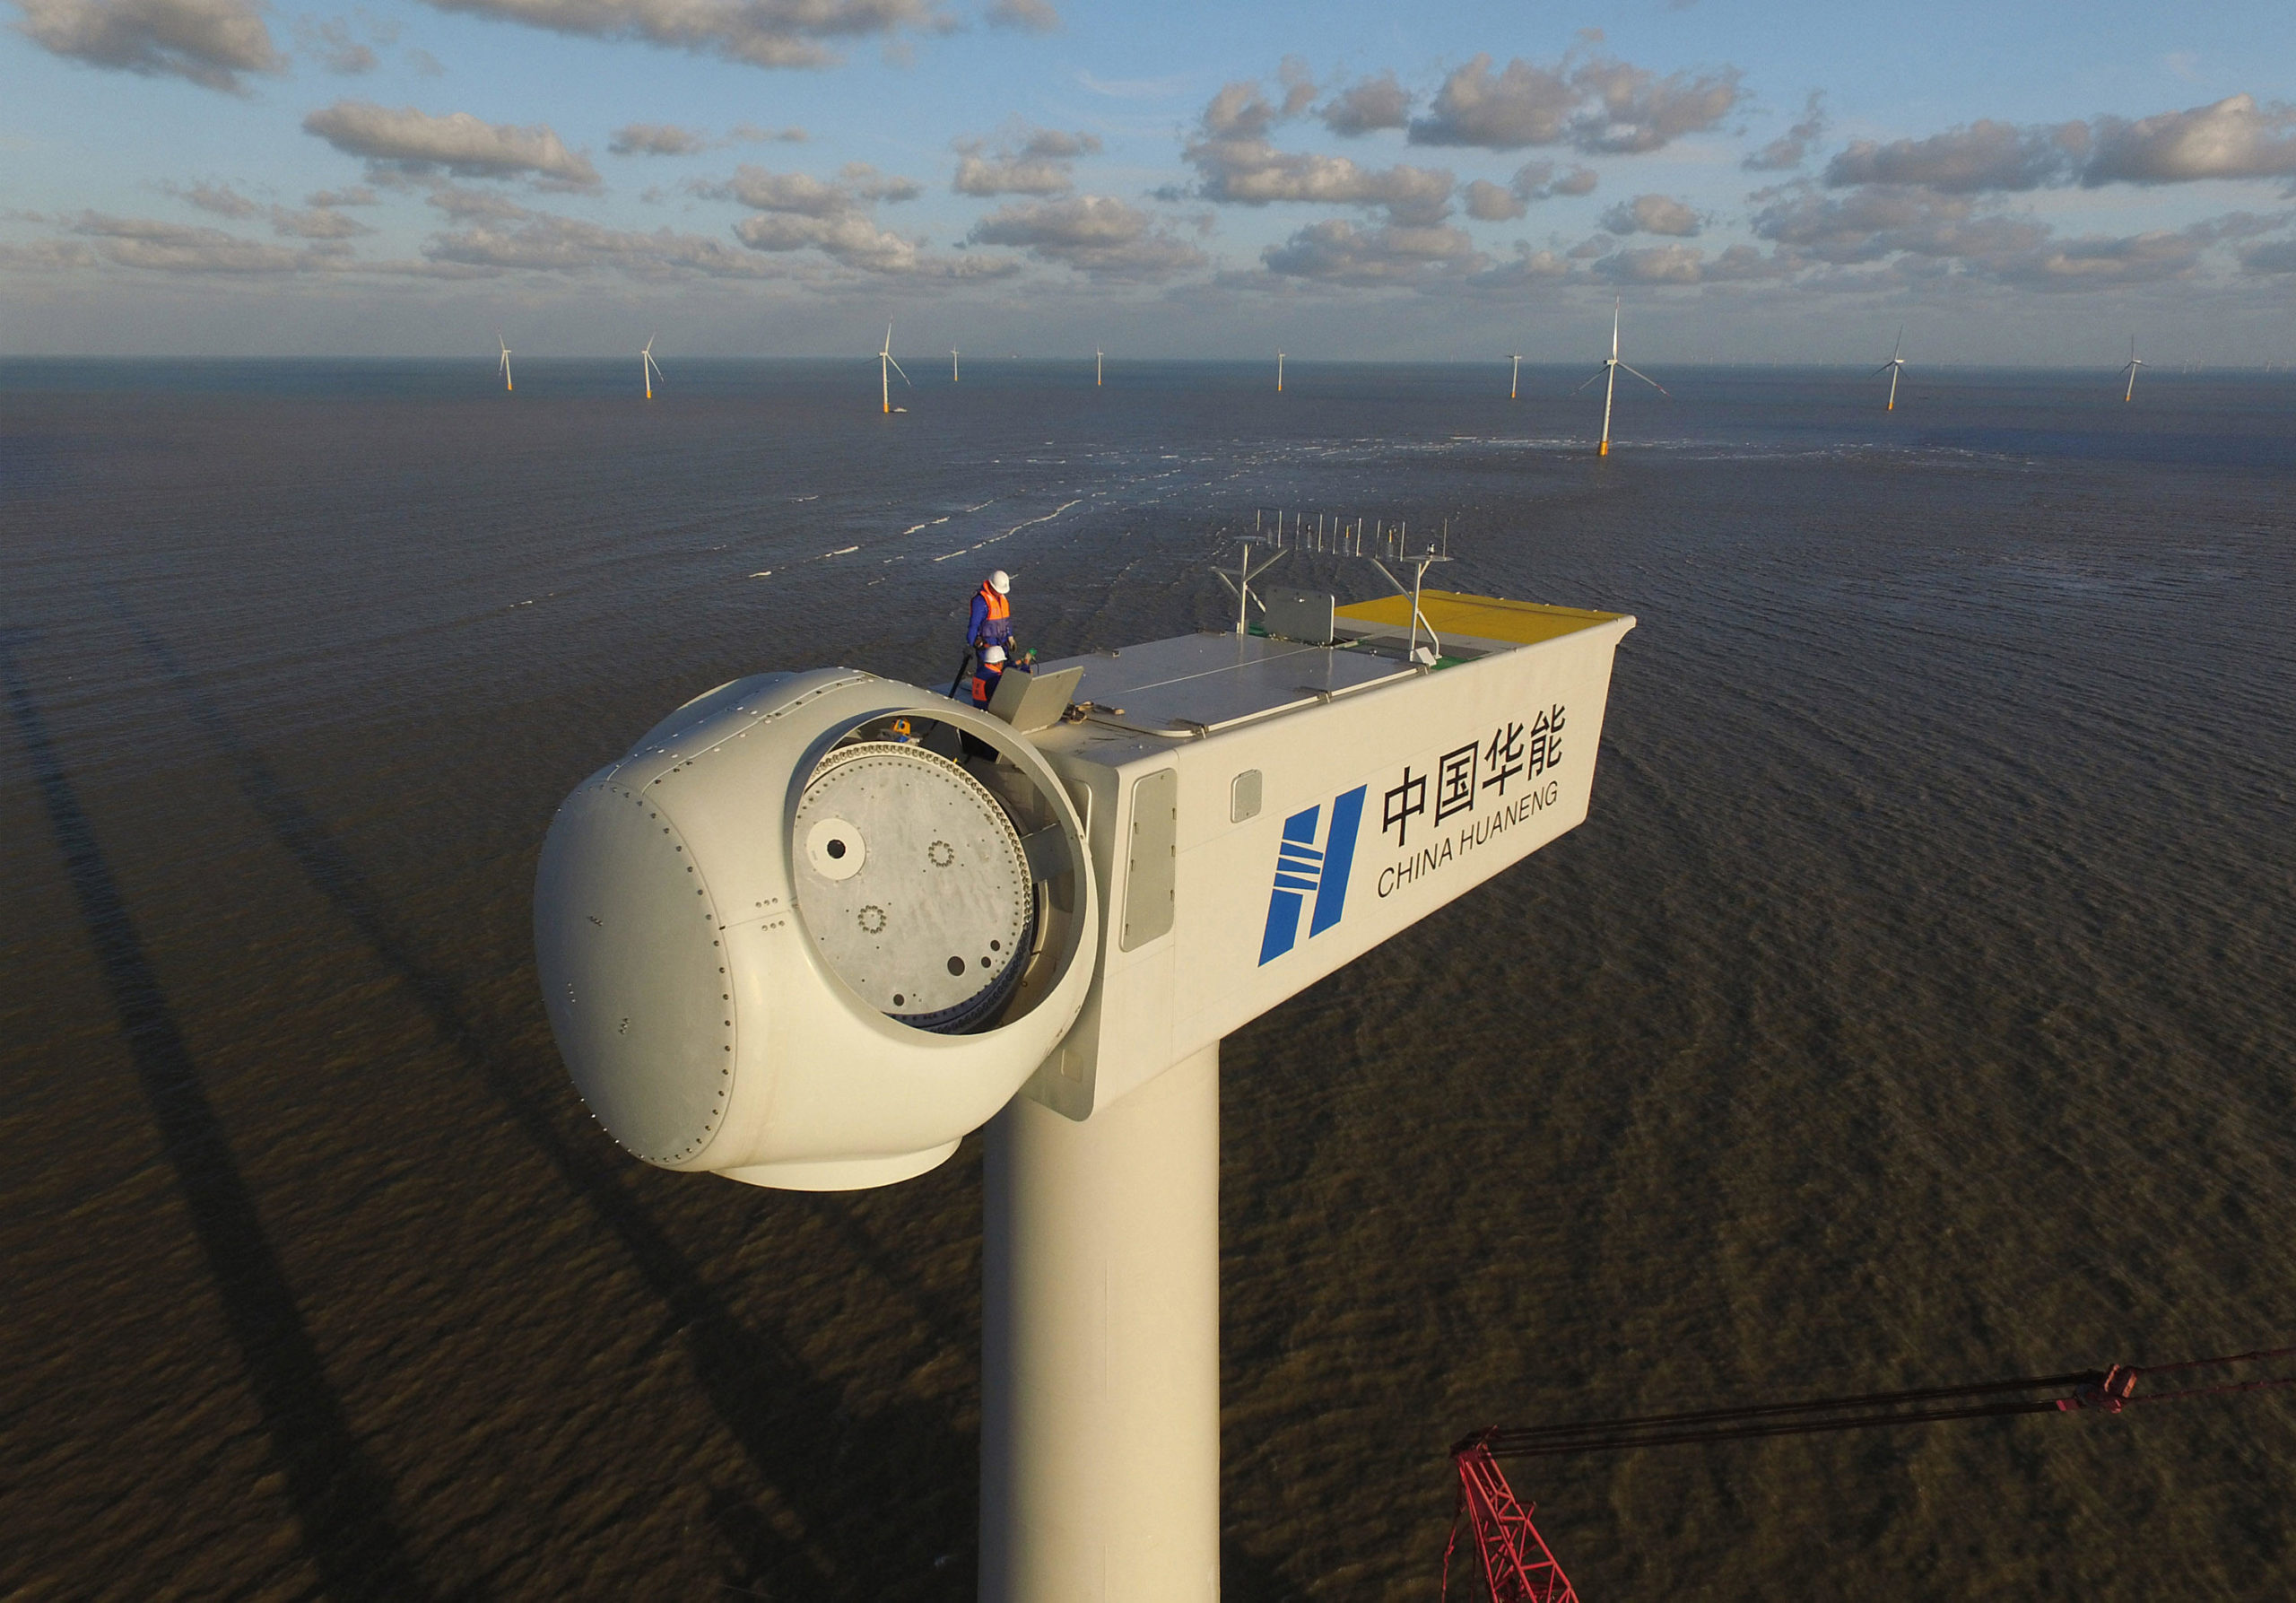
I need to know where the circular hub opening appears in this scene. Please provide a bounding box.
[793,740,1036,1032]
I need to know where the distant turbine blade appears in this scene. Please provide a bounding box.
[1891,327,1903,361]
[887,354,912,388]
[1572,367,1608,395]
[1619,362,1667,395]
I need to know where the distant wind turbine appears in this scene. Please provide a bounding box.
[1875,328,1906,411]
[1275,350,1284,393]
[875,322,911,414]
[1508,351,1523,400]
[952,348,960,383]
[1574,297,1665,456]
[498,335,512,393]
[1096,347,1103,388]
[640,335,661,401]
[2120,335,2144,403]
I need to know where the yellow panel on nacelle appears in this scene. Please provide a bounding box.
[1337,588,1624,648]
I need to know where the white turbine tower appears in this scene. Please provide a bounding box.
[498,335,513,394]
[1575,296,1665,456]
[1095,347,1104,388]
[641,335,662,402]
[1275,350,1284,393]
[952,348,961,384]
[876,322,911,414]
[2121,335,2144,403]
[1508,350,1523,400]
[1875,327,1906,412]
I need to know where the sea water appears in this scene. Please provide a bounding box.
[2,359,2292,1599]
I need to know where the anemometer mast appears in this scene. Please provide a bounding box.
[535,575,1634,1600]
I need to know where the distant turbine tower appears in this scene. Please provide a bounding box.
[2120,335,2144,403]
[1575,296,1665,456]
[952,348,960,383]
[641,335,661,401]
[1275,350,1284,393]
[1508,351,1522,400]
[875,322,911,414]
[1096,347,1103,388]
[1874,327,1906,411]
[498,335,513,393]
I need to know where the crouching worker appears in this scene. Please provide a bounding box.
[960,645,1008,760]
[971,644,1008,710]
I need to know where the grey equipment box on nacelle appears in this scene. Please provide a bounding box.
[988,664,1086,732]
[1260,587,1335,645]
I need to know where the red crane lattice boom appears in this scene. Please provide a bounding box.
[1442,1343,2295,1603]
[1442,1440,1577,1603]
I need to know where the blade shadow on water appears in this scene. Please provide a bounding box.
[110,598,979,1599]
[0,635,433,1602]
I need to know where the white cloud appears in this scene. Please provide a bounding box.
[1590,241,1788,283]
[409,0,949,71]
[293,13,379,72]
[1184,74,1455,225]
[2240,236,2296,273]
[1744,91,1826,172]
[613,121,808,156]
[1262,218,1482,285]
[1753,184,2040,264]
[176,180,260,217]
[72,211,346,272]
[1465,160,1600,221]
[1465,242,1570,292]
[1826,120,2080,193]
[426,182,532,222]
[0,240,100,269]
[13,0,282,91]
[1320,72,1410,137]
[705,161,995,276]
[985,0,1055,31]
[1570,57,1743,154]
[1989,229,2208,290]
[427,213,778,276]
[1408,51,1741,154]
[303,101,601,187]
[1825,96,2296,196]
[1463,180,1524,222]
[952,123,1101,196]
[968,194,1204,278]
[611,122,712,157]
[1409,55,1577,150]
[2084,94,2296,186]
[270,203,371,238]
[1601,193,1700,236]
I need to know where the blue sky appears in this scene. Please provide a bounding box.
[4,0,2295,361]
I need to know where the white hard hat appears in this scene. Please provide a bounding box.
[984,645,1007,665]
[989,570,1010,595]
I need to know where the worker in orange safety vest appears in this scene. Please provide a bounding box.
[969,569,1015,657]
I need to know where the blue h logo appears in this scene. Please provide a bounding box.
[1257,785,1367,965]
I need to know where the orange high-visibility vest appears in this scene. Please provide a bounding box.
[974,581,1013,648]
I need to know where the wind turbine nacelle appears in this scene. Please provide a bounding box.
[535,670,1100,1191]
[1017,594,1635,1118]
